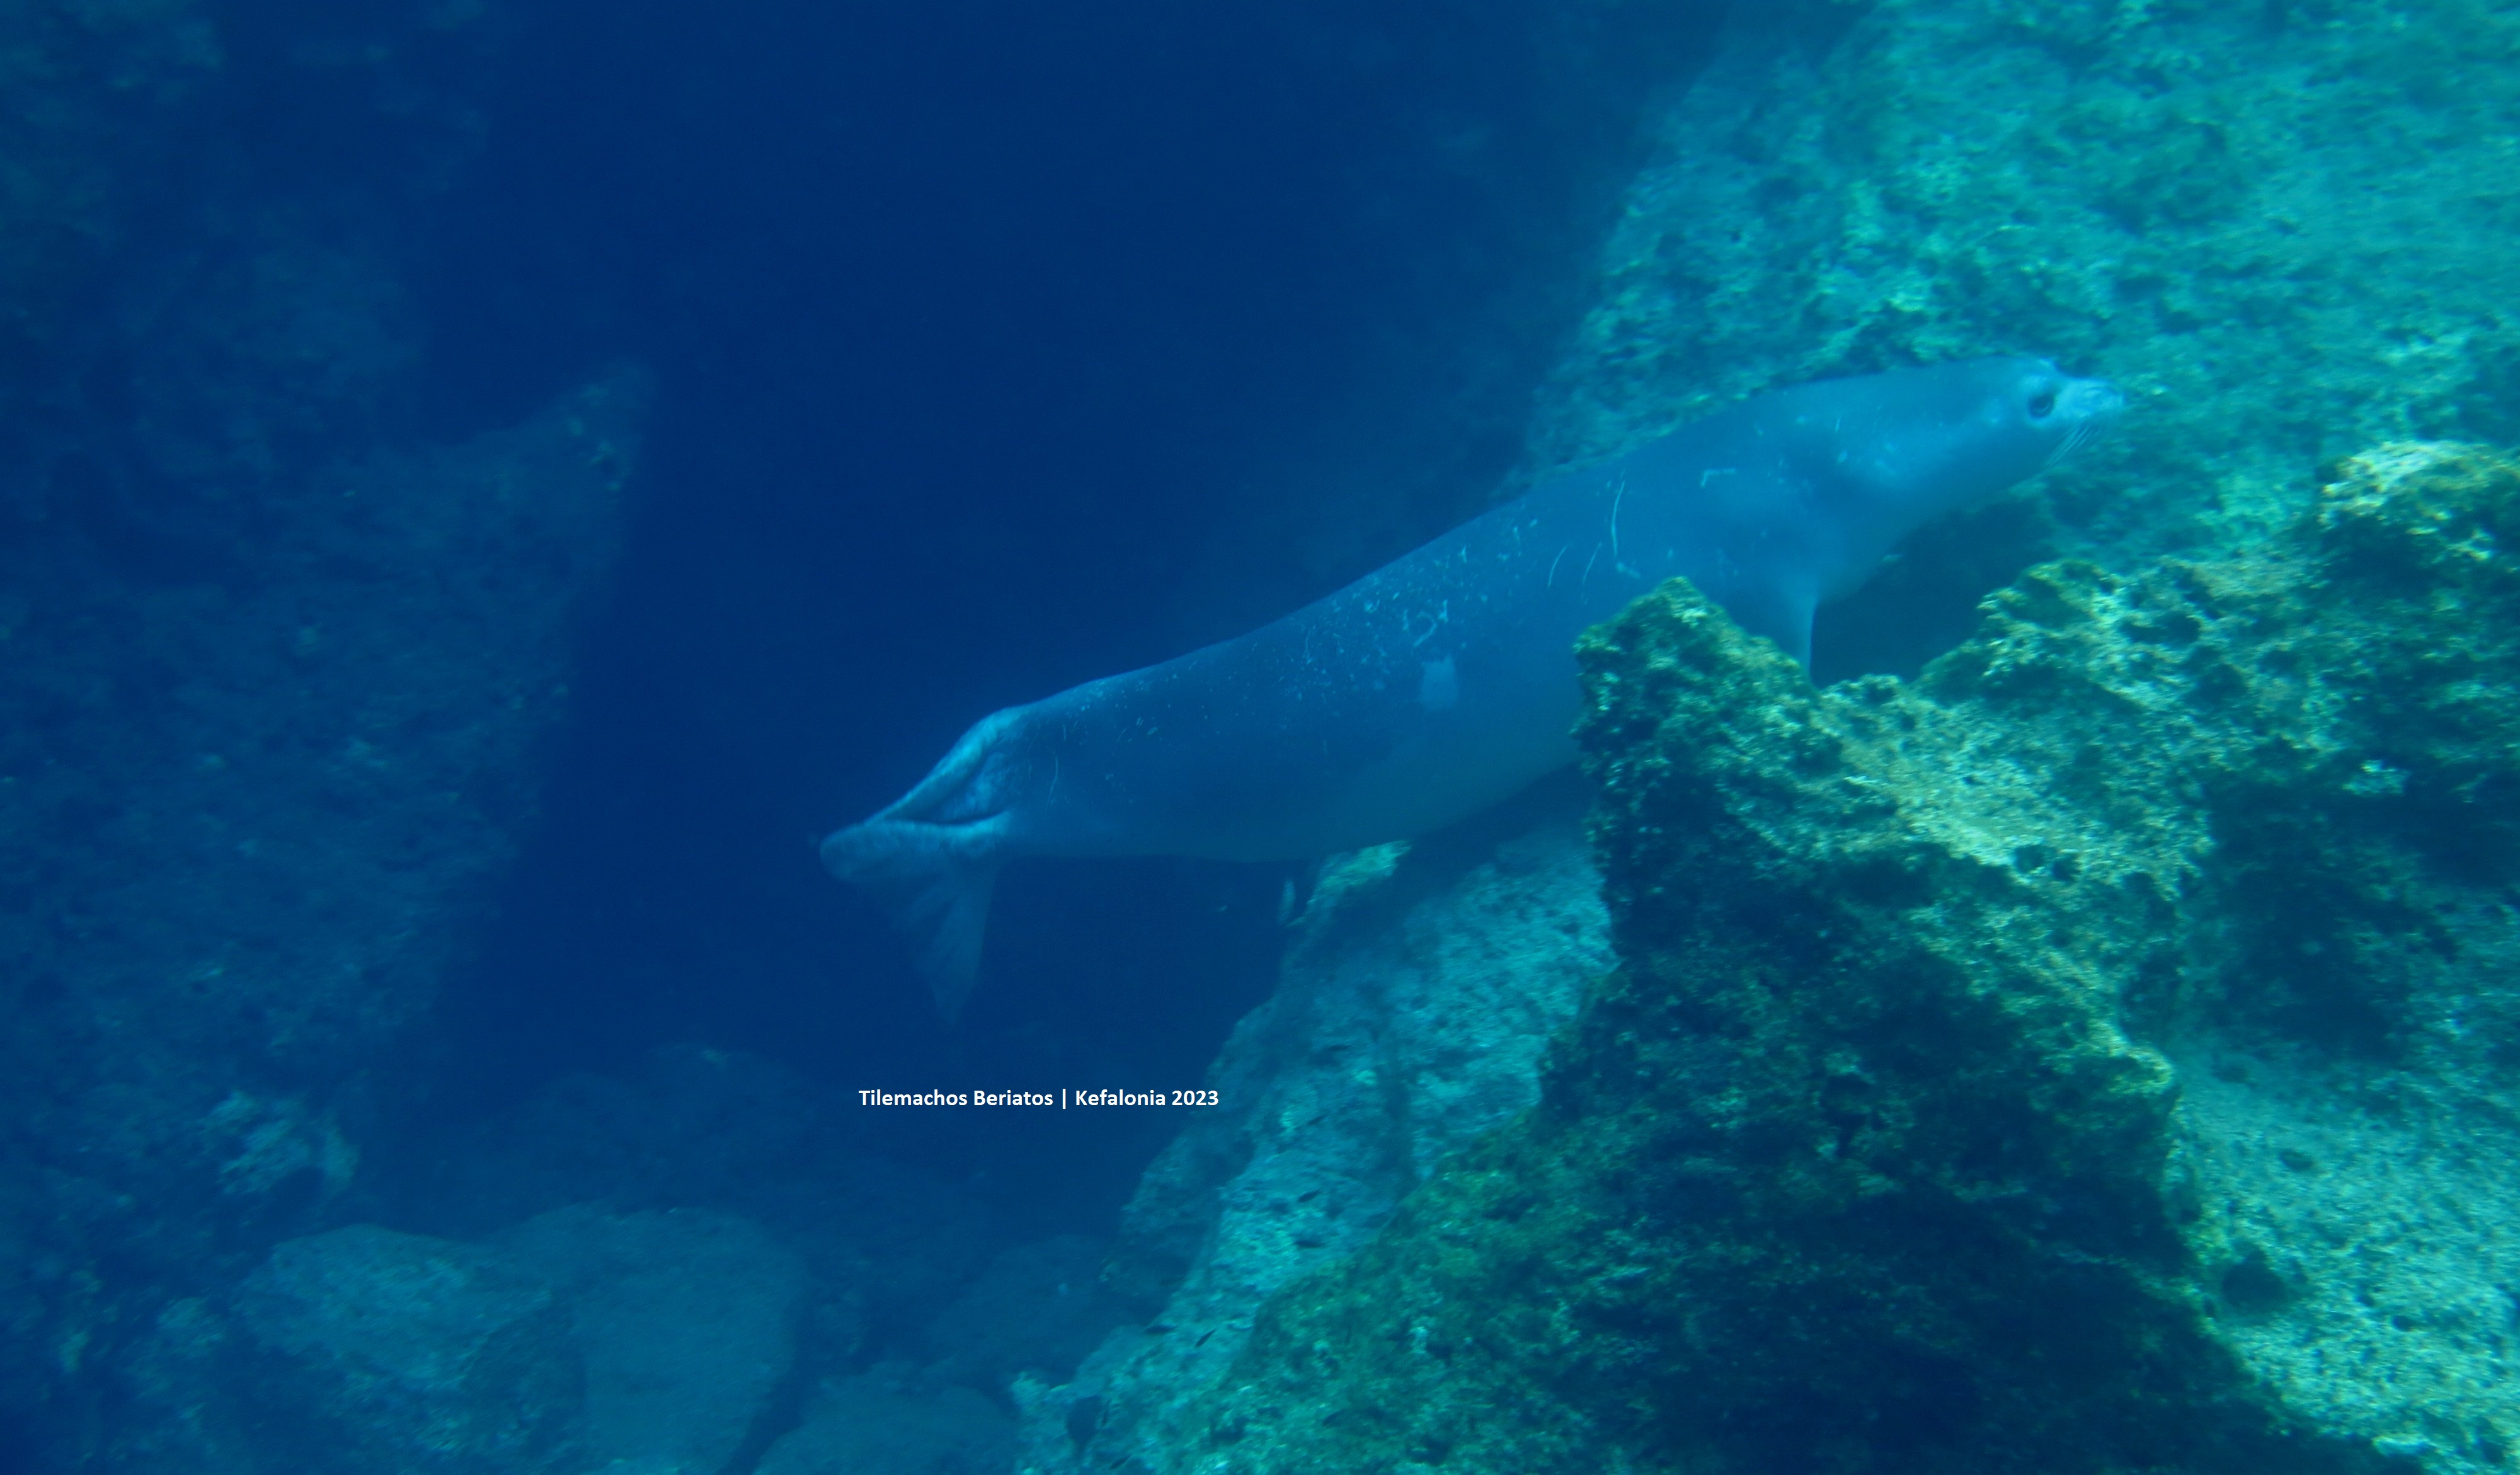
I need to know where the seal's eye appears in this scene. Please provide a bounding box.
[2026,389,2058,420]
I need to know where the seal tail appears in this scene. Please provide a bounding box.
[822,814,1010,1019]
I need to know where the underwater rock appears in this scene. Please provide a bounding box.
[409,1043,965,1358]
[917,1234,1133,1400]
[1018,792,1613,1474]
[145,1224,588,1475]
[497,1206,808,1475]
[754,1372,1014,1475]
[1141,440,2520,1474]
[1,372,641,1462]
[118,1205,806,1475]
[0,6,605,1453]
[1524,0,2520,676]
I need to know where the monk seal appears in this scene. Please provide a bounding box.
[826,356,2122,1013]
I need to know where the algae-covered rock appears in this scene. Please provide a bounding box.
[1022,800,1612,1474]
[1156,442,2520,1474]
[1521,0,2520,677]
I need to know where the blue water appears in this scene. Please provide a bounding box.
[408,0,1712,1212]
[0,1,1716,1464]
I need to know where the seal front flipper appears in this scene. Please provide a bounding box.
[822,709,1024,1018]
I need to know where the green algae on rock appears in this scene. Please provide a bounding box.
[1019,798,1613,1475]
[1516,0,2520,681]
[1158,442,2520,1475]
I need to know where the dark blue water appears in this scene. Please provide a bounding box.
[406,0,1714,1218]
[0,8,1723,1461]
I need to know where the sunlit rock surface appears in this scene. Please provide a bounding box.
[1017,800,1613,1474]
[1133,443,2520,1473]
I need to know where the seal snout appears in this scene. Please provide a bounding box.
[2040,373,2125,466]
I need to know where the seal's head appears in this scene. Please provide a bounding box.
[1767,355,2123,598]
[1978,354,2126,473]
[1855,355,2121,510]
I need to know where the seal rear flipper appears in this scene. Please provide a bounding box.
[822,815,1011,1019]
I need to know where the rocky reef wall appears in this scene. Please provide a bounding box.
[1137,442,2520,1473]
[0,375,644,1462]
[0,3,646,1461]
[1523,0,2520,676]
[1022,1,2520,1468]
[1024,796,1613,1474]
[1025,4,2520,1469]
